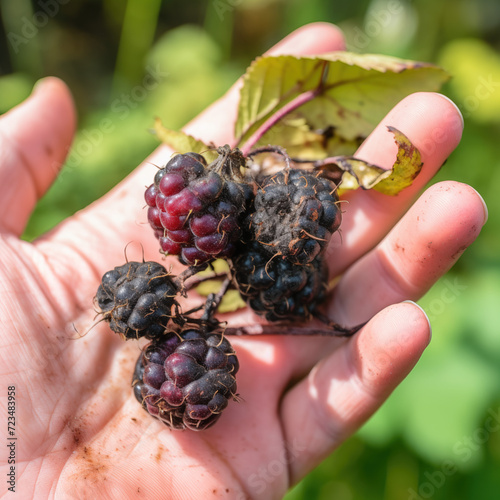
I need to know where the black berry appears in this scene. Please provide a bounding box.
[248,168,341,264]
[231,241,328,321]
[96,261,179,340]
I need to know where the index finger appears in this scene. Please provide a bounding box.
[325,92,464,277]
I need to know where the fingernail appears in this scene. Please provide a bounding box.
[402,300,432,344]
[469,186,488,224]
[437,93,465,129]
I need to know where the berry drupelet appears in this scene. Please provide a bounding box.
[230,240,329,322]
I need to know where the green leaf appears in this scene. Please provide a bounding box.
[262,117,362,159]
[235,52,449,151]
[152,118,219,162]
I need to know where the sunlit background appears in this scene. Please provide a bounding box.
[1,0,500,498]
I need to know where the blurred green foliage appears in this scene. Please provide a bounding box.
[1,0,500,498]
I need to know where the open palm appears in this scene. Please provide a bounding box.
[0,24,486,500]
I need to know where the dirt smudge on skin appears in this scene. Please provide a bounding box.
[74,445,110,483]
[394,242,405,253]
[451,245,469,260]
[67,416,88,447]
[71,425,82,446]
[154,443,166,463]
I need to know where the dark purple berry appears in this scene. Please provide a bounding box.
[230,241,328,322]
[132,327,239,431]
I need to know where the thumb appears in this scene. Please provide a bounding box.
[0,77,76,236]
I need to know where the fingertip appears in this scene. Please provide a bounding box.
[267,22,346,55]
[403,181,488,256]
[404,91,464,155]
[31,76,77,132]
[403,300,432,342]
[5,76,77,145]
[351,301,431,395]
[0,76,76,235]
[436,92,464,129]
[468,185,488,224]
[356,91,464,171]
[280,301,432,481]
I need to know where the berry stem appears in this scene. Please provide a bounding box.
[174,264,209,293]
[201,276,232,322]
[183,271,232,292]
[224,321,366,337]
[238,87,322,156]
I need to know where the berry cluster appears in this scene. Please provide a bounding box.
[95,145,346,431]
[95,258,239,430]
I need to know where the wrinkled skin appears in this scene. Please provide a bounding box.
[0,23,487,500]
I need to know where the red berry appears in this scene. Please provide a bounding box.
[145,148,254,266]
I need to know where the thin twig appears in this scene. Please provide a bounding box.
[224,321,366,337]
[201,276,232,322]
[173,263,210,294]
[183,271,232,292]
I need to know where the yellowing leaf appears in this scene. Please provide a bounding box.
[318,127,422,196]
[217,290,246,314]
[373,126,423,195]
[195,280,246,314]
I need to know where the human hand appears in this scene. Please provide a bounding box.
[0,23,486,499]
